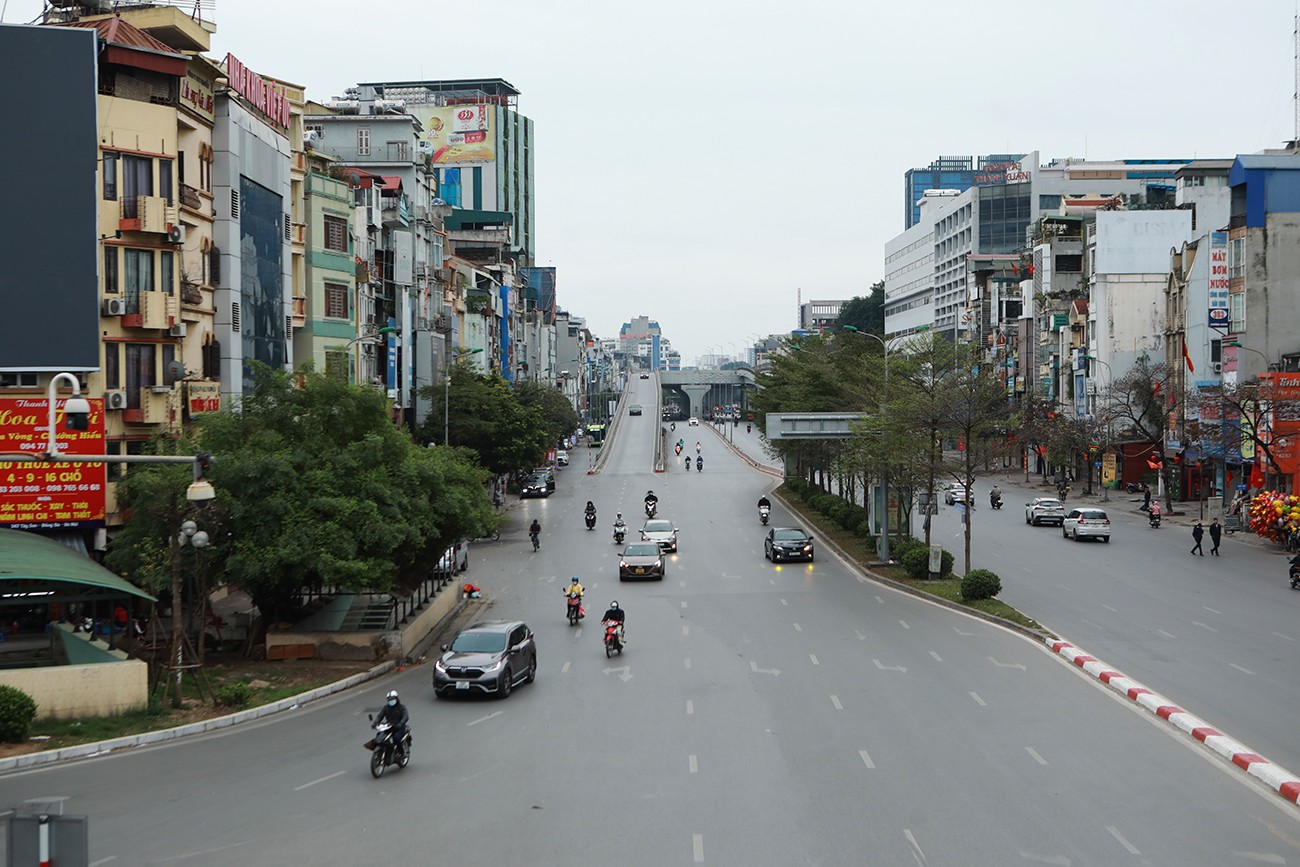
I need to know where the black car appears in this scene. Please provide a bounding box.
[519,475,551,498]
[531,467,557,491]
[433,620,537,699]
[765,527,814,562]
[619,542,666,580]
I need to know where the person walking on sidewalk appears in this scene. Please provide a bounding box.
[1209,518,1222,556]
[1191,521,1205,556]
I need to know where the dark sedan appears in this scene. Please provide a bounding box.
[619,542,666,581]
[433,620,537,699]
[519,475,551,498]
[765,527,814,562]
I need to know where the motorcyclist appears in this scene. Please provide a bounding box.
[585,500,596,516]
[373,689,410,746]
[529,518,541,548]
[1148,499,1162,525]
[990,485,1002,506]
[757,495,771,510]
[565,577,585,619]
[585,500,597,528]
[684,454,692,471]
[645,491,658,510]
[695,441,702,454]
[602,600,626,643]
[613,512,627,533]
[696,455,703,471]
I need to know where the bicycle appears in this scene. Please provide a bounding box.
[530,532,540,552]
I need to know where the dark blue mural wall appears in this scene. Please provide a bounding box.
[239,177,284,393]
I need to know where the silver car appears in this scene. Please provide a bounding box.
[640,518,679,553]
[1062,508,1111,542]
[1025,497,1065,526]
[433,620,537,699]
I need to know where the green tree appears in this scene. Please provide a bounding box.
[417,367,551,475]
[513,379,579,449]
[836,281,885,336]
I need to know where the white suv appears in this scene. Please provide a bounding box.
[1062,508,1110,542]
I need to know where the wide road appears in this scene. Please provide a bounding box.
[2,376,1298,865]
[926,475,1300,776]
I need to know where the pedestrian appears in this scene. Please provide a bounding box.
[1209,518,1222,556]
[1191,521,1205,556]
[1142,485,1152,512]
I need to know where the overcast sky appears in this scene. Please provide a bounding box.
[5,0,1295,364]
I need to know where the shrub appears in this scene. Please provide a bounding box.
[0,685,37,742]
[214,682,251,709]
[939,549,955,579]
[838,509,859,531]
[899,546,930,580]
[810,494,835,514]
[891,537,926,563]
[961,569,1002,601]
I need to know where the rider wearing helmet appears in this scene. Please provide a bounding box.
[696,455,703,470]
[373,689,409,742]
[602,600,626,643]
[613,512,627,531]
[645,490,658,507]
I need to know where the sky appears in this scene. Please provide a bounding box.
[4,0,1296,365]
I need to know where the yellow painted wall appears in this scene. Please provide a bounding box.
[0,660,148,720]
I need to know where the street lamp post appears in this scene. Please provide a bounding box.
[1084,355,1113,502]
[842,326,891,563]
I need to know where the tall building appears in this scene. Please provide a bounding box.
[903,154,1025,229]
[798,298,847,331]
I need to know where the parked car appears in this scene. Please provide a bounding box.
[1062,507,1111,542]
[531,467,557,491]
[1025,497,1066,526]
[555,450,569,467]
[519,475,551,498]
[639,518,679,553]
[619,542,666,580]
[629,404,643,416]
[944,484,973,506]
[765,527,814,562]
[433,620,537,699]
[688,417,700,426]
[640,373,650,379]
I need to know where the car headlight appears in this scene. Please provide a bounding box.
[803,545,813,552]
[434,659,448,672]
[619,561,628,568]
[482,658,505,673]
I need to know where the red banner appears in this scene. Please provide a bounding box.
[0,397,107,528]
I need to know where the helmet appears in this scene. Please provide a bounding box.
[610,601,620,609]
[570,576,580,584]
[386,690,399,706]
[616,512,623,519]
[646,490,654,496]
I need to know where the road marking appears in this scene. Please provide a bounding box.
[988,656,1026,670]
[686,700,694,715]
[953,626,975,636]
[684,657,692,669]
[873,659,907,673]
[1203,606,1222,615]
[467,711,503,727]
[969,692,987,706]
[929,651,943,662]
[830,694,843,710]
[294,770,346,791]
[688,754,698,774]
[575,627,583,638]
[1017,854,1070,865]
[90,858,118,866]
[809,654,820,665]
[769,579,776,585]
[679,580,686,587]
[875,595,885,604]
[693,834,705,862]
[1232,853,1286,864]
[1025,747,1048,766]
[1156,629,1177,640]
[151,840,257,862]
[1271,632,1296,642]
[682,625,690,636]
[859,749,874,768]
[561,661,570,673]
[793,623,802,632]
[855,630,867,640]
[1106,826,1140,855]
[899,620,910,629]
[1191,621,1218,632]
[604,665,633,682]
[904,829,928,866]
[681,600,688,608]
[1229,662,1255,675]
[780,598,788,606]
[1101,604,1118,612]
[750,661,781,675]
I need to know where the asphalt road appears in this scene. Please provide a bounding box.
[2,378,1298,865]
[925,475,1300,777]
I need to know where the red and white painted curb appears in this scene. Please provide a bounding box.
[1047,638,1300,804]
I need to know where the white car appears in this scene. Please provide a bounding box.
[1062,508,1110,542]
[1025,497,1065,526]
[687,417,700,426]
[555,450,569,467]
[944,484,973,506]
[639,518,679,553]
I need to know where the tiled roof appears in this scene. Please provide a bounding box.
[59,15,182,58]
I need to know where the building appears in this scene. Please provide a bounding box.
[903,154,1025,229]
[798,298,848,332]
[885,189,960,337]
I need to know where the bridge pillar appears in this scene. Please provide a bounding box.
[681,385,711,419]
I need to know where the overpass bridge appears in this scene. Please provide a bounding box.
[658,368,755,419]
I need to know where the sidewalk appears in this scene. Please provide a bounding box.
[703,418,782,476]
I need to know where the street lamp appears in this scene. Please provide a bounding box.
[445,347,484,446]
[1227,341,1274,371]
[841,326,892,563]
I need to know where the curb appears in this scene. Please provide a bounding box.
[0,659,397,774]
[1047,639,1300,805]
[709,424,782,478]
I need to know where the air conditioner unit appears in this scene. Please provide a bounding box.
[102,297,127,316]
[170,322,187,338]
[168,224,186,245]
[1211,361,1224,373]
[105,391,128,410]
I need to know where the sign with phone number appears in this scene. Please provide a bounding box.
[0,397,107,529]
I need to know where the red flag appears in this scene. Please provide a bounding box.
[1010,263,1020,276]
[1183,339,1195,373]
[1250,461,1265,489]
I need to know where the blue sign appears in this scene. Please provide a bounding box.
[386,316,398,392]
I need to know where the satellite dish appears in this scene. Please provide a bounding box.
[348,172,362,187]
[167,360,186,380]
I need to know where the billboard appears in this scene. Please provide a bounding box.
[0,397,107,529]
[410,105,495,163]
[0,25,100,372]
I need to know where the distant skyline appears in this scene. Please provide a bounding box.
[5,0,1295,362]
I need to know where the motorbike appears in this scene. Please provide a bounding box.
[645,500,658,518]
[566,593,584,625]
[746,423,752,433]
[758,504,770,525]
[366,715,411,779]
[603,620,624,657]
[1148,512,1162,529]
[990,493,1003,510]
[613,524,627,544]
[1290,564,1300,590]
[696,457,703,472]
[1125,482,1144,494]
[585,511,597,530]
[530,531,541,551]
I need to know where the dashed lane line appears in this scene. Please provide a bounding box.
[1106,826,1140,855]
[1025,747,1048,766]
[693,833,705,863]
[686,700,694,715]
[688,754,698,774]
[293,770,346,791]
[830,695,843,710]
[929,651,943,662]
[969,692,987,707]
[809,654,820,666]
[561,661,570,673]
[859,749,874,769]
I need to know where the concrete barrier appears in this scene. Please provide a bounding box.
[0,658,148,720]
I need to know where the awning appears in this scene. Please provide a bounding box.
[380,175,403,193]
[0,529,155,603]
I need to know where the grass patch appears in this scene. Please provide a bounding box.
[777,483,1046,633]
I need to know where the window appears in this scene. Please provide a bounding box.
[160,251,173,296]
[104,246,118,294]
[325,349,348,381]
[124,343,156,409]
[104,343,120,389]
[161,345,178,385]
[1228,237,1244,279]
[388,141,407,160]
[123,249,153,313]
[122,155,153,218]
[103,153,117,200]
[357,128,371,156]
[159,158,173,205]
[1210,339,1222,364]
[1229,293,1246,333]
[324,282,348,319]
[0,372,38,388]
[323,215,348,252]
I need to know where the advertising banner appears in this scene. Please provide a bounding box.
[410,105,495,163]
[0,397,107,528]
[187,381,221,415]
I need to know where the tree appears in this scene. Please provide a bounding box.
[836,281,885,336]
[1100,356,1185,507]
[513,379,579,449]
[417,367,551,475]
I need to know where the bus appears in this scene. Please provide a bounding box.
[587,424,606,447]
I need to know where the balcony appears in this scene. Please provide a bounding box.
[293,222,306,245]
[381,194,410,228]
[119,196,174,233]
[121,291,178,330]
[179,183,203,211]
[292,295,306,328]
[123,386,172,425]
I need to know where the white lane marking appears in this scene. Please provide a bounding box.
[953,626,975,636]
[1101,604,1118,612]
[684,657,692,669]
[873,659,907,673]
[693,833,705,862]
[1229,662,1255,675]
[150,840,257,863]
[904,829,928,866]
[988,657,1026,670]
[1017,854,1070,865]
[929,651,943,662]
[899,620,910,629]
[830,694,843,710]
[575,627,583,638]
[294,770,346,791]
[90,858,118,867]
[793,623,802,632]
[1025,747,1048,766]
[750,661,781,675]
[969,692,987,706]
[679,580,686,587]
[1232,853,1287,864]
[688,754,698,774]
[769,579,776,585]
[1191,621,1218,632]
[561,661,570,673]
[1203,606,1222,615]
[1271,631,1296,642]
[809,654,820,666]
[875,595,885,604]
[1156,629,1177,639]
[859,749,875,769]
[682,625,690,636]
[686,700,694,715]
[780,598,788,606]
[467,711,503,727]
[1106,826,1140,855]
[681,600,688,609]
[855,630,867,641]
